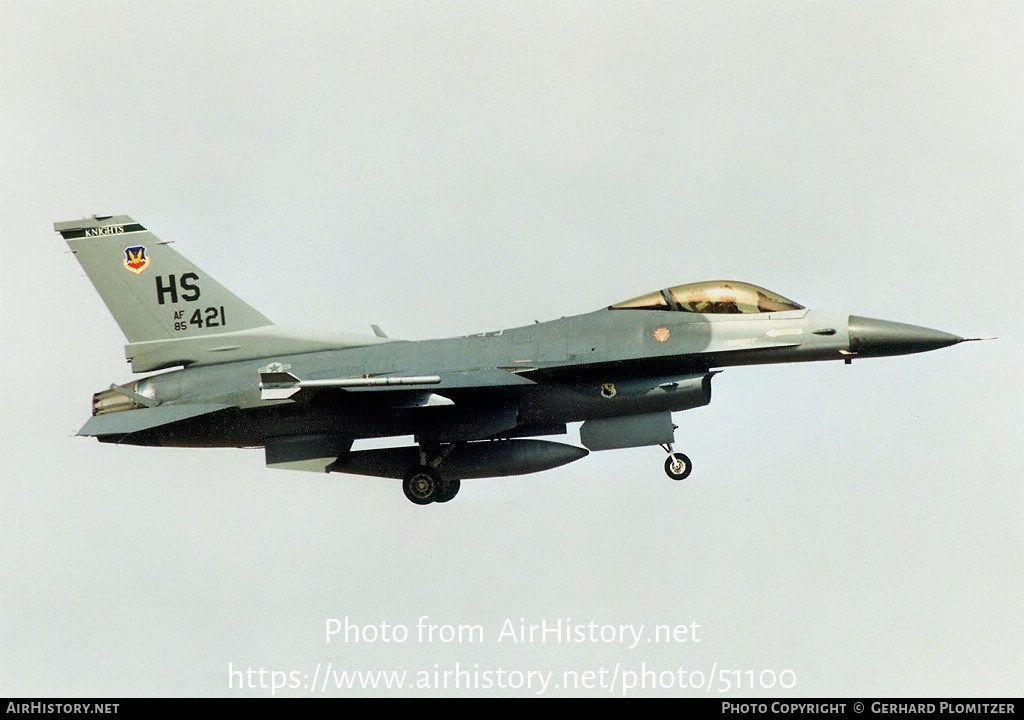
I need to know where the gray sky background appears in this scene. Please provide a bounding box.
[2,0,1021,697]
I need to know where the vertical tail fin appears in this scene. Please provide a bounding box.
[59,215,388,373]
[56,215,273,344]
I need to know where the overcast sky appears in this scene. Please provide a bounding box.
[2,0,1021,697]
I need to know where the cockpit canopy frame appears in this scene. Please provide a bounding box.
[610,280,804,315]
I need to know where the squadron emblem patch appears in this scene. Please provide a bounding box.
[123,246,150,274]
[653,327,671,342]
[601,383,617,399]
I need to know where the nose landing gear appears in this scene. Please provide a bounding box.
[661,444,692,481]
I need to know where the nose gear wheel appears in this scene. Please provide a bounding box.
[660,443,693,481]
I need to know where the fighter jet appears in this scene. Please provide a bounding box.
[57,215,985,504]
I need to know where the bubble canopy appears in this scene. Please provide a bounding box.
[610,281,804,315]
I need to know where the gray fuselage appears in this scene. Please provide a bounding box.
[115,307,853,448]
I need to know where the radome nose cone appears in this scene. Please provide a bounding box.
[848,316,964,357]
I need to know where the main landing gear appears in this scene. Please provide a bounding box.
[402,465,461,505]
[402,443,462,505]
[660,444,693,481]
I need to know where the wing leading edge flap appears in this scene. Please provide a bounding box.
[77,403,232,437]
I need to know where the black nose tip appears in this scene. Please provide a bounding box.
[848,316,964,357]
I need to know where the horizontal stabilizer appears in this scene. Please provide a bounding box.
[77,403,231,437]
